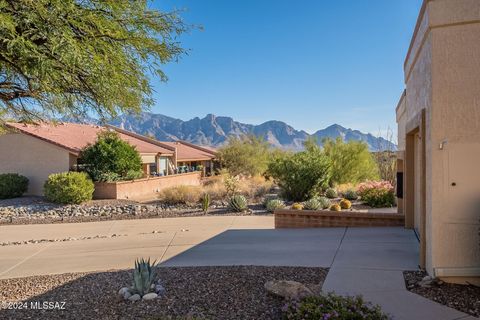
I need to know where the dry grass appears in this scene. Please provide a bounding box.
[159,185,203,205]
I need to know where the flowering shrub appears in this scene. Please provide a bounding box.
[357,180,395,208]
[282,294,390,320]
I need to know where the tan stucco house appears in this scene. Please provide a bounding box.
[396,0,480,284]
[0,122,216,196]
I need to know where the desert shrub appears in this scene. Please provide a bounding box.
[80,131,142,181]
[266,141,331,201]
[238,176,273,199]
[44,172,94,204]
[95,171,121,182]
[330,203,341,211]
[125,169,144,180]
[202,176,228,201]
[229,194,248,212]
[218,135,271,177]
[325,188,337,199]
[339,199,352,209]
[357,180,396,208]
[373,151,396,185]
[323,137,379,185]
[283,293,389,320]
[266,199,285,212]
[291,203,303,210]
[343,189,358,201]
[160,185,202,204]
[0,173,29,199]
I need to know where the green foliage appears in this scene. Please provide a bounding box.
[358,181,396,208]
[125,169,144,180]
[361,188,396,208]
[339,199,352,209]
[304,197,330,210]
[265,199,285,212]
[229,194,248,212]
[218,135,271,177]
[330,204,342,211]
[283,293,390,320]
[95,172,121,183]
[44,172,94,204]
[343,189,358,201]
[266,143,331,201]
[322,138,379,186]
[201,193,211,214]
[325,188,338,199]
[0,0,188,121]
[0,173,28,199]
[80,131,143,181]
[133,258,157,297]
[291,203,303,210]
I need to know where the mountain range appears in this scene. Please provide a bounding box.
[102,112,396,152]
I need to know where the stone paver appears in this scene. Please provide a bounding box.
[323,227,471,320]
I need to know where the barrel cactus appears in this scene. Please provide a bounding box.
[266,199,285,212]
[291,202,303,210]
[343,189,358,201]
[330,203,342,212]
[229,195,248,212]
[133,258,157,297]
[325,188,338,199]
[340,199,352,209]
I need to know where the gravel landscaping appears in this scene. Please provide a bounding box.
[0,197,270,225]
[0,266,327,320]
[404,270,480,317]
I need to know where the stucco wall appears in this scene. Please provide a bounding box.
[0,133,71,195]
[398,0,480,281]
[94,172,202,200]
[429,6,480,279]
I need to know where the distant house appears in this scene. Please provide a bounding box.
[0,122,216,196]
[396,0,479,285]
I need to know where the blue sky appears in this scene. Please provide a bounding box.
[149,0,422,137]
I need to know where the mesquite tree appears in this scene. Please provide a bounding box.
[0,0,188,122]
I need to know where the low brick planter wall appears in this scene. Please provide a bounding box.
[274,209,404,228]
[94,172,202,200]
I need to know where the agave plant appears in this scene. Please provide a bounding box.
[201,193,211,214]
[133,258,157,297]
[229,194,248,212]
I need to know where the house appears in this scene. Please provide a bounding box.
[396,0,480,284]
[0,122,217,196]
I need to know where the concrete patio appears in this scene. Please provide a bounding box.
[0,217,474,319]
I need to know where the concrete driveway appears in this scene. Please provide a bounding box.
[0,217,472,320]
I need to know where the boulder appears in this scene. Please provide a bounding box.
[142,292,158,300]
[264,280,314,300]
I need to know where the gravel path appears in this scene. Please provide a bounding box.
[404,271,480,317]
[0,266,327,320]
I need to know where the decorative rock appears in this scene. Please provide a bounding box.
[128,294,141,301]
[264,280,314,300]
[155,284,166,295]
[123,291,132,300]
[142,292,158,300]
[118,287,130,296]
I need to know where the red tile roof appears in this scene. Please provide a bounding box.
[6,122,174,156]
[161,141,217,161]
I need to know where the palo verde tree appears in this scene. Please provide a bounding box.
[0,0,189,122]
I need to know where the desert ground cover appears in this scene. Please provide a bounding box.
[404,271,480,318]
[0,266,327,320]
